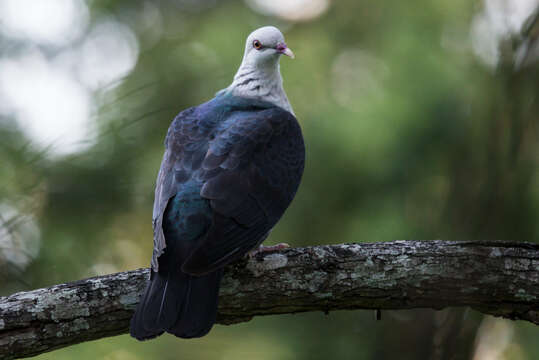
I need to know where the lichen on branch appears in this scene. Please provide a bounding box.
[0,240,538,359]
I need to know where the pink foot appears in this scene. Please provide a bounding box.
[248,243,290,258]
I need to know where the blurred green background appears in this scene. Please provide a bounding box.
[1,0,538,359]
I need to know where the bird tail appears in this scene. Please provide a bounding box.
[130,264,223,340]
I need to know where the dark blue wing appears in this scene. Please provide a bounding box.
[182,107,305,275]
[151,106,213,271]
[151,101,304,275]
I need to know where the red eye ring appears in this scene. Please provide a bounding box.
[253,40,262,50]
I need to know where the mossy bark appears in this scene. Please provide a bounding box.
[1,240,538,359]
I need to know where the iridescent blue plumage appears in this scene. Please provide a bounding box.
[130,92,305,340]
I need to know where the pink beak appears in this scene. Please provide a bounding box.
[276,43,295,59]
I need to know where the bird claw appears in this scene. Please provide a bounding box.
[247,243,290,258]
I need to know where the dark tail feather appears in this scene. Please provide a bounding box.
[129,270,173,340]
[130,267,223,340]
[168,268,224,338]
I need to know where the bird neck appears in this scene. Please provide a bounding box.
[225,62,294,115]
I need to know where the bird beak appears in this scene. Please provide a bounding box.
[276,43,295,59]
[282,47,295,59]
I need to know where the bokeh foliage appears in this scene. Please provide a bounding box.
[1,0,538,359]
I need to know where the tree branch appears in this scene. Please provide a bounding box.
[1,240,538,359]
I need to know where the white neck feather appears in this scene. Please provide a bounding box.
[224,61,294,115]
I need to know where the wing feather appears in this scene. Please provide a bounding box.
[183,108,304,275]
[152,100,304,275]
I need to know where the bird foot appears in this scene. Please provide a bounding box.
[248,243,290,258]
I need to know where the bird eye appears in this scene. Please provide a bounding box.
[253,40,262,50]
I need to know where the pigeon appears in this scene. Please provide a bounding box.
[130,26,305,340]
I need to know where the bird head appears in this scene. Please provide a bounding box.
[242,26,295,68]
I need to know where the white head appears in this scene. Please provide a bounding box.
[240,26,295,69]
[225,26,295,114]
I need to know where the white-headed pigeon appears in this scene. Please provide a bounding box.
[130,26,305,340]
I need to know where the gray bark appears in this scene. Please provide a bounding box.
[1,240,538,359]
